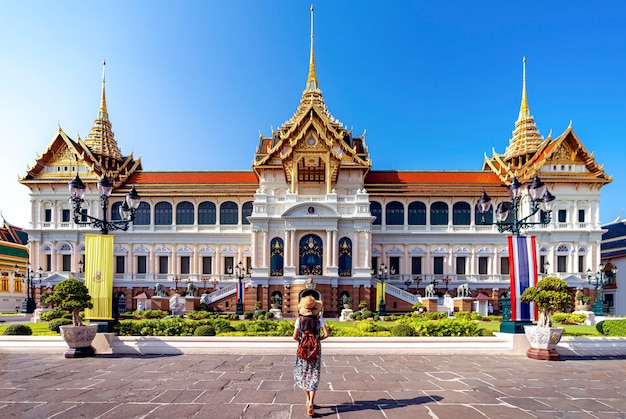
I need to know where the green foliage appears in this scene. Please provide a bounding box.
[361,310,374,319]
[576,294,591,303]
[398,317,481,337]
[349,312,362,320]
[40,307,65,321]
[185,310,213,320]
[455,311,472,320]
[2,324,32,335]
[595,320,605,335]
[243,311,253,320]
[265,311,274,320]
[552,313,587,324]
[47,317,72,333]
[422,311,447,320]
[197,302,211,312]
[45,278,93,326]
[520,276,572,327]
[391,323,415,337]
[357,300,368,310]
[411,301,424,310]
[598,319,626,336]
[194,325,216,336]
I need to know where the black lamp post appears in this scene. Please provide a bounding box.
[587,264,618,316]
[235,261,246,315]
[443,276,450,291]
[477,175,555,236]
[15,263,43,314]
[172,275,180,292]
[69,173,141,235]
[373,263,389,316]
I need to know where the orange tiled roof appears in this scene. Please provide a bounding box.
[126,171,258,185]
[365,171,501,185]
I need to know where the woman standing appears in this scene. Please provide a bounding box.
[293,295,329,417]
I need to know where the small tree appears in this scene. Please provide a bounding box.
[45,278,93,327]
[520,276,571,328]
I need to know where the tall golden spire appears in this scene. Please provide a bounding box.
[503,57,543,165]
[305,4,319,92]
[84,60,123,162]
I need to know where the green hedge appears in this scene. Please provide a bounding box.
[2,324,32,335]
[597,319,626,336]
[48,318,72,333]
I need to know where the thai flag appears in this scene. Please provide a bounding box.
[237,280,245,305]
[508,235,538,322]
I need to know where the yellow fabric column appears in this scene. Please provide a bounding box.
[84,234,114,320]
[376,281,382,311]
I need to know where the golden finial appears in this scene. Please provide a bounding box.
[518,56,529,120]
[305,4,318,92]
[99,60,108,120]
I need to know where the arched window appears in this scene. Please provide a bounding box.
[155,202,172,225]
[408,201,426,225]
[198,201,216,225]
[116,291,127,314]
[176,201,194,225]
[385,201,404,225]
[134,202,151,225]
[299,235,323,275]
[220,201,238,225]
[430,201,448,225]
[452,202,471,225]
[338,237,352,277]
[242,201,253,225]
[270,237,284,276]
[370,202,382,225]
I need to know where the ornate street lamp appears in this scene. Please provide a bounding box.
[477,175,555,236]
[443,276,450,291]
[201,276,209,293]
[372,263,389,316]
[172,275,180,292]
[69,173,141,235]
[235,261,247,315]
[587,264,618,316]
[212,277,220,289]
[15,263,43,314]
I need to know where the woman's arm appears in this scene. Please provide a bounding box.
[319,325,329,340]
[293,327,300,342]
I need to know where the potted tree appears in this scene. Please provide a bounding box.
[341,295,353,309]
[45,278,96,358]
[519,275,572,361]
[270,294,282,310]
[575,294,591,311]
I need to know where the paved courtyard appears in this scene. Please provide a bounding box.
[1,352,625,418]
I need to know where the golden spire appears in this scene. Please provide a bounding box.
[503,57,543,164]
[99,60,108,120]
[305,4,319,92]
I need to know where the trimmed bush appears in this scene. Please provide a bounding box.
[2,324,33,335]
[194,325,216,336]
[254,310,267,320]
[47,318,72,333]
[595,320,606,335]
[361,310,374,319]
[391,323,415,337]
[600,319,626,337]
[243,311,254,320]
[40,308,65,322]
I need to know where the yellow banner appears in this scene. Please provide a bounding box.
[84,234,114,320]
[376,281,382,311]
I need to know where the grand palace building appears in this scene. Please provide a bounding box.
[17,22,615,317]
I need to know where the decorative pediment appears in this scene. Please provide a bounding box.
[176,245,193,255]
[409,246,426,255]
[477,247,493,255]
[133,245,150,254]
[386,246,403,256]
[432,247,447,254]
[454,247,470,254]
[198,247,215,255]
[113,245,128,255]
[282,203,340,218]
[155,246,171,255]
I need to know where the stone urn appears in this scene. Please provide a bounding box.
[523,325,564,361]
[59,324,98,358]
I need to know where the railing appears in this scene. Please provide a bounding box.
[204,283,237,304]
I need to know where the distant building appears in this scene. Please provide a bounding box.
[0,218,29,312]
[18,14,614,316]
[601,220,626,314]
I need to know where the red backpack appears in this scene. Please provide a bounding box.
[297,316,320,361]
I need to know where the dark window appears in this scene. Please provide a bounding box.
[220,201,238,225]
[558,209,567,223]
[434,257,444,275]
[389,257,400,275]
[338,237,352,277]
[475,204,493,225]
[411,257,422,275]
[241,201,253,225]
[159,256,168,274]
[180,256,190,275]
[479,257,488,275]
[557,255,567,273]
[501,257,510,275]
[578,209,585,223]
[137,256,147,274]
[456,257,466,275]
[246,257,252,273]
[385,201,404,225]
[408,201,426,225]
[116,256,125,274]
[62,209,70,223]
[224,257,234,275]
[44,209,52,222]
[111,202,123,221]
[46,254,51,271]
[155,202,172,225]
[198,201,216,225]
[430,202,448,225]
[540,255,547,274]
[578,255,584,273]
[270,237,284,276]
[452,202,471,225]
[202,257,212,274]
[134,202,151,225]
[176,201,194,225]
[62,254,71,272]
[370,202,382,225]
[299,235,323,276]
[371,257,378,273]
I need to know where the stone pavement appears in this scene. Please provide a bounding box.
[1,352,625,419]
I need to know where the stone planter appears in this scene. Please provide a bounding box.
[575,304,589,311]
[59,324,98,358]
[523,325,564,361]
[343,304,352,310]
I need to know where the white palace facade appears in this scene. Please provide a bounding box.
[19,31,613,317]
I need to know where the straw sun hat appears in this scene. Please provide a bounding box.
[298,295,323,316]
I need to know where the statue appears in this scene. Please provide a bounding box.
[424,283,435,298]
[456,283,470,298]
[154,283,167,297]
[186,282,197,297]
[169,293,185,315]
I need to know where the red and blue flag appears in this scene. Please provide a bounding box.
[508,235,538,322]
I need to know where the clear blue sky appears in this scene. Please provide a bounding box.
[1,1,625,227]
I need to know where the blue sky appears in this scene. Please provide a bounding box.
[1,1,625,227]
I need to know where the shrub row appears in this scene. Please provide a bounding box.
[2,324,32,335]
[116,318,295,337]
[596,319,626,336]
[552,312,587,324]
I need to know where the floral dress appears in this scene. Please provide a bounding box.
[294,315,325,391]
